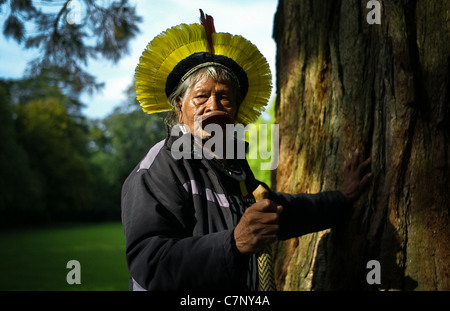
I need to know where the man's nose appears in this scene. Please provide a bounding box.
[204,95,223,112]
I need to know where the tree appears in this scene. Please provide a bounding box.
[0,0,142,224]
[272,0,449,290]
[87,84,167,219]
[13,84,93,221]
[1,0,141,104]
[0,75,95,225]
[0,80,38,220]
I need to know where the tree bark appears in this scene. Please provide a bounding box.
[272,0,450,290]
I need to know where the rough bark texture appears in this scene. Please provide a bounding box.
[272,0,450,290]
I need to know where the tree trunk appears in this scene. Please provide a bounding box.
[272,0,450,290]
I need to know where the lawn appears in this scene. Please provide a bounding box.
[0,222,129,291]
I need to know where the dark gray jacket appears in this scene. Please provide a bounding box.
[121,131,349,291]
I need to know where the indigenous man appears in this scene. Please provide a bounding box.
[121,11,372,291]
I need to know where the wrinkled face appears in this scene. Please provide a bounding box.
[177,76,238,140]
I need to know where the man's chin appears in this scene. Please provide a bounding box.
[194,129,222,142]
[194,131,212,142]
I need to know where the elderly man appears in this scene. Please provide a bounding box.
[121,11,372,291]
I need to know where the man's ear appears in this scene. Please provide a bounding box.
[176,96,183,123]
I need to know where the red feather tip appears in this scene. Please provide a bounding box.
[199,9,216,55]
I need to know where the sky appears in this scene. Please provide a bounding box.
[0,0,278,119]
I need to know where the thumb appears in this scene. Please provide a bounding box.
[276,205,283,214]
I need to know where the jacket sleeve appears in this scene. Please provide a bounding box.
[269,190,351,240]
[239,159,350,240]
[121,165,247,291]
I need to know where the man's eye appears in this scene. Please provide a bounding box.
[221,95,233,104]
[193,96,208,105]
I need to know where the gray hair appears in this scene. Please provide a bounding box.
[165,65,243,127]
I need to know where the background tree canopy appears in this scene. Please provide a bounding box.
[1,0,141,97]
[0,1,275,226]
[0,0,150,225]
[0,75,169,225]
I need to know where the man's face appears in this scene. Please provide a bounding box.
[178,76,238,140]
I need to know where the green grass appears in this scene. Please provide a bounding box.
[0,222,129,291]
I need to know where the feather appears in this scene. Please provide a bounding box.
[199,9,216,54]
[213,32,272,124]
[134,21,272,124]
[135,23,209,113]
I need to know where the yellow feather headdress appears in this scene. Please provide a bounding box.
[134,11,272,125]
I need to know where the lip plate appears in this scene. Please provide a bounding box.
[200,111,233,130]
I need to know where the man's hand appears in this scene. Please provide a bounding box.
[340,148,373,202]
[234,199,283,255]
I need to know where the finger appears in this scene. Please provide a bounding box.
[276,205,283,214]
[343,160,350,173]
[260,224,280,240]
[353,148,361,167]
[357,157,372,176]
[347,152,355,171]
[257,212,280,225]
[348,150,359,170]
[254,199,278,213]
[360,172,373,188]
[362,156,372,168]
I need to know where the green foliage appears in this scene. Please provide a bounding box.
[15,98,92,215]
[6,78,94,225]
[1,0,142,97]
[0,80,37,215]
[87,95,167,219]
[0,75,168,225]
[246,99,276,187]
[0,1,149,225]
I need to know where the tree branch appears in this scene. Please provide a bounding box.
[53,0,70,37]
